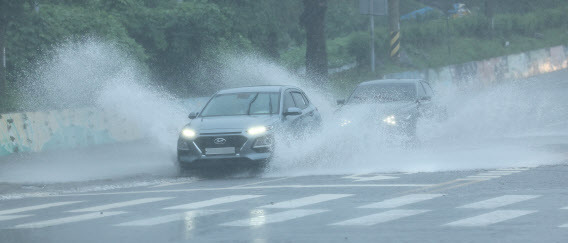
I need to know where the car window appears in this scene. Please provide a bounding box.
[249,93,280,115]
[423,82,434,97]
[200,92,279,116]
[291,92,308,109]
[283,91,296,110]
[416,82,427,98]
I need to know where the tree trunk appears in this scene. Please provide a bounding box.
[301,0,328,81]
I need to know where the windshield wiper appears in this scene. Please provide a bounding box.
[247,93,260,115]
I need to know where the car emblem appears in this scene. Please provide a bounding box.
[213,138,227,145]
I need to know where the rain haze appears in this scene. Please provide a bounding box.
[0,0,567,242]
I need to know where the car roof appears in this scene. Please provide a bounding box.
[358,79,423,86]
[217,85,299,94]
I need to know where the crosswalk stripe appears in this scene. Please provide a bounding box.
[261,194,352,209]
[69,197,173,213]
[0,215,31,222]
[445,210,536,227]
[359,194,444,209]
[467,175,500,178]
[164,195,263,210]
[496,168,529,171]
[331,210,429,226]
[0,201,82,215]
[458,195,540,209]
[477,172,517,176]
[12,211,126,229]
[114,210,228,226]
[221,209,327,227]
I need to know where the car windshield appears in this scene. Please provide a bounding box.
[200,92,280,117]
[348,83,416,104]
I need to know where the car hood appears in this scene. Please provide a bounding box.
[186,115,280,132]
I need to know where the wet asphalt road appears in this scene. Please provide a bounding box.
[1,161,568,243]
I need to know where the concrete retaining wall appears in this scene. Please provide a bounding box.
[0,108,143,156]
[385,45,568,86]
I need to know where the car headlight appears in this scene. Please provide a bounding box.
[383,115,397,125]
[247,126,269,135]
[340,119,352,127]
[181,128,197,139]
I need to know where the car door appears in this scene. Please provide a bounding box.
[282,89,312,134]
[418,81,434,118]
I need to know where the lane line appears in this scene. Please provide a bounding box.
[467,175,501,178]
[0,201,82,215]
[343,174,399,182]
[559,223,568,228]
[261,194,352,208]
[230,177,290,188]
[114,210,228,226]
[150,181,196,188]
[476,172,516,176]
[458,195,540,209]
[69,197,173,213]
[445,210,536,227]
[165,195,263,210]
[331,210,430,226]
[0,215,31,222]
[12,211,126,229]
[221,209,327,227]
[29,184,435,199]
[496,168,530,171]
[359,194,444,209]
[456,178,491,181]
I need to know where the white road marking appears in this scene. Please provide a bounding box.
[458,177,491,181]
[150,181,195,188]
[0,215,31,222]
[114,210,228,226]
[18,184,435,199]
[221,209,327,227]
[445,210,536,227]
[477,172,517,176]
[13,211,126,229]
[331,210,430,226]
[165,195,263,210]
[261,194,352,209]
[0,201,82,215]
[230,177,290,188]
[496,168,530,171]
[69,197,173,213]
[467,175,501,178]
[343,174,399,182]
[458,195,540,209]
[359,194,444,209]
[559,223,568,228]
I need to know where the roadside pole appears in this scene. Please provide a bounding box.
[370,0,375,72]
[359,0,387,73]
[388,0,400,63]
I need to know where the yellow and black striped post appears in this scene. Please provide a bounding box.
[390,31,400,59]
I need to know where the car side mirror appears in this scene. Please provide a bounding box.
[283,107,302,116]
[337,99,345,105]
[188,112,198,119]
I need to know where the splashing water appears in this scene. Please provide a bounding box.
[6,39,567,183]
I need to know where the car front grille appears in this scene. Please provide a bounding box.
[194,135,248,152]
